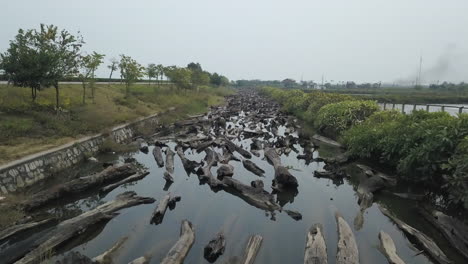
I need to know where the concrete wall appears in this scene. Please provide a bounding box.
[0,110,169,195]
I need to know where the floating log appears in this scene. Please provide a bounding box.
[197,148,224,188]
[93,236,129,263]
[164,171,174,183]
[165,148,175,174]
[16,192,155,264]
[100,172,150,193]
[312,134,342,148]
[204,232,226,263]
[285,210,302,221]
[217,164,234,178]
[335,213,359,264]
[176,146,201,175]
[356,164,397,186]
[222,177,280,211]
[218,146,241,163]
[250,180,264,189]
[153,146,165,167]
[23,164,136,210]
[224,137,252,159]
[160,220,195,264]
[243,160,265,177]
[0,218,54,242]
[419,208,468,261]
[56,251,95,264]
[378,231,405,264]
[151,194,171,225]
[196,140,215,153]
[304,224,328,264]
[264,147,298,189]
[379,205,451,264]
[240,235,263,264]
[128,256,151,264]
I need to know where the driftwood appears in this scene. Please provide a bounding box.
[24,164,136,210]
[419,208,468,261]
[197,148,224,188]
[378,231,405,264]
[356,164,397,186]
[204,232,226,263]
[151,194,171,225]
[0,218,54,242]
[56,252,95,264]
[304,224,328,264]
[222,177,280,211]
[16,192,155,264]
[93,236,129,263]
[379,205,451,264]
[239,235,263,264]
[100,172,150,193]
[217,164,234,178]
[224,137,252,159]
[165,148,175,174]
[176,146,201,175]
[196,140,215,153]
[335,213,359,264]
[218,146,240,163]
[128,256,151,264]
[243,160,265,176]
[160,220,195,264]
[285,210,302,221]
[312,134,342,148]
[164,171,174,183]
[264,147,298,189]
[153,146,165,167]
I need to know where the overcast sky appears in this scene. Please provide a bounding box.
[2,0,468,83]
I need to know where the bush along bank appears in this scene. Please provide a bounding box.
[260,87,468,209]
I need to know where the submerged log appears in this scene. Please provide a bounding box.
[243,160,265,177]
[16,192,155,264]
[217,164,234,178]
[0,218,54,242]
[204,232,226,263]
[285,210,302,221]
[419,208,468,261]
[164,171,174,183]
[165,148,175,174]
[128,256,151,264]
[378,231,405,264]
[160,220,195,264]
[264,147,298,189]
[240,235,263,264]
[176,146,201,175]
[151,194,171,225]
[222,177,280,211]
[379,205,451,264]
[304,224,328,264]
[197,148,224,188]
[153,146,165,167]
[224,137,252,159]
[100,172,150,193]
[335,213,359,264]
[93,236,129,263]
[312,134,342,148]
[56,252,96,264]
[24,164,136,210]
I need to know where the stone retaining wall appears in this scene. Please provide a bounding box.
[0,110,169,195]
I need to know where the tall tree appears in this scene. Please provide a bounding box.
[146,63,157,86]
[165,66,192,91]
[79,51,104,104]
[107,58,118,83]
[119,54,145,97]
[156,64,165,87]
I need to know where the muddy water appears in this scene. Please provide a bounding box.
[5,95,466,264]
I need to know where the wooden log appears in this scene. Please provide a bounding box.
[128,256,151,264]
[304,224,328,264]
[165,147,175,174]
[56,251,95,264]
[335,213,359,264]
[151,194,171,225]
[419,208,468,261]
[218,146,241,163]
[312,134,342,148]
[204,232,226,263]
[0,218,54,242]
[197,148,224,188]
[93,236,129,263]
[176,146,201,175]
[264,147,298,189]
[222,177,280,211]
[378,231,405,264]
[240,235,263,264]
[23,164,136,210]
[153,146,165,167]
[224,137,252,159]
[243,160,265,177]
[285,210,302,221]
[100,172,150,193]
[217,164,234,178]
[160,220,195,264]
[164,171,174,183]
[16,192,155,264]
[379,205,451,264]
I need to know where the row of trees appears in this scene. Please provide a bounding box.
[0,24,229,108]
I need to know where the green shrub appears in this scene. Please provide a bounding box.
[443,136,468,208]
[314,100,379,137]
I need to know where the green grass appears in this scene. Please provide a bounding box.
[0,83,232,164]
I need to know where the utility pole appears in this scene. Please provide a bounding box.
[416,54,423,86]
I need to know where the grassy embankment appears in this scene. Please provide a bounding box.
[0,83,232,164]
[324,87,468,104]
[260,87,468,209]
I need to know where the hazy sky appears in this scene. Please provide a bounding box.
[2,0,468,83]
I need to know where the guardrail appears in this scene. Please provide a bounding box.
[379,103,468,116]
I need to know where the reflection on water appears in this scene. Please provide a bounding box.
[7,114,467,264]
